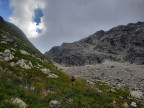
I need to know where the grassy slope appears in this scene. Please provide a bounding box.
[0,20,143,108]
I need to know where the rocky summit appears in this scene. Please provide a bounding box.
[45,22,144,66]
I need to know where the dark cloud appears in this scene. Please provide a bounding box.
[29,0,144,53]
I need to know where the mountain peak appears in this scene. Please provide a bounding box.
[45,21,144,66]
[0,16,5,22]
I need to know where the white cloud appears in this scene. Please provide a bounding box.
[9,0,47,38]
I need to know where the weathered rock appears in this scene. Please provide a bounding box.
[0,49,15,61]
[43,90,54,96]
[20,49,30,55]
[0,41,7,44]
[109,89,116,92]
[66,98,73,104]
[10,62,15,66]
[112,100,116,104]
[40,68,51,74]
[5,38,14,43]
[16,59,33,69]
[87,80,95,85]
[4,49,11,53]
[130,90,143,99]
[123,103,129,108]
[131,102,137,107]
[11,98,27,108]
[48,73,59,78]
[49,100,61,108]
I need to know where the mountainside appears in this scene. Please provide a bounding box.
[45,22,144,66]
[0,16,143,107]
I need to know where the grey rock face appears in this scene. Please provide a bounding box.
[45,22,144,66]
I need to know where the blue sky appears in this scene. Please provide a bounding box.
[0,0,12,21]
[0,0,144,53]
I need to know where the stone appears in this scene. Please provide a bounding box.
[112,100,116,104]
[123,103,129,108]
[16,59,32,69]
[0,41,7,44]
[11,48,16,51]
[130,90,143,99]
[66,98,73,104]
[109,89,116,92]
[28,61,33,67]
[38,58,44,62]
[49,100,61,108]
[40,68,51,74]
[87,80,95,85]
[11,97,27,108]
[2,49,14,61]
[131,102,137,107]
[20,49,30,55]
[10,62,15,66]
[1,35,7,39]
[48,73,59,78]
[5,38,14,42]
[4,49,11,53]
[119,96,124,99]
[30,86,35,90]
[43,90,54,96]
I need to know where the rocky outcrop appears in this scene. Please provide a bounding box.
[45,22,144,66]
[11,59,33,69]
[0,49,14,61]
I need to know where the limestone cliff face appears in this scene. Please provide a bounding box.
[45,22,144,66]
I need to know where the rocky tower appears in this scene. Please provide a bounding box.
[45,22,144,66]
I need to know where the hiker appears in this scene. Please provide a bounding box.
[71,76,75,86]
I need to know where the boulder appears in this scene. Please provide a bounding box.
[4,49,11,53]
[123,103,129,108]
[48,73,59,78]
[130,90,143,99]
[49,100,61,108]
[0,41,7,44]
[20,50,30,55]
[87,80,95,85]
[5,38,14,43]
[66,98,73,104]
[16,59,32,69]
[131,102,137,107]
[40,68,51,74]
[11,97,27,108]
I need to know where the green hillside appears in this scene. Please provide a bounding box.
[0,16,143,108]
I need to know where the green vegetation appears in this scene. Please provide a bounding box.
[1,59,142,108]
